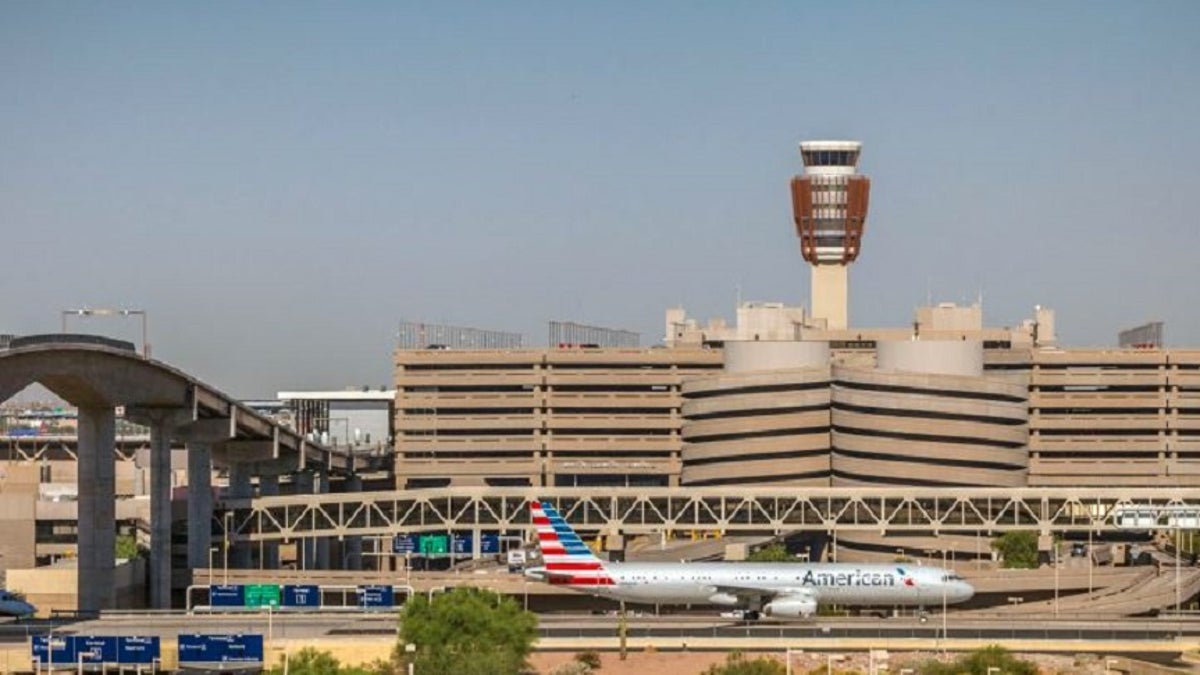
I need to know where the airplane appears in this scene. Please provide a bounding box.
[524,500,974,619]
[0,590,36,619]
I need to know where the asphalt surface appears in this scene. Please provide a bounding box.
[3,613,1198,644]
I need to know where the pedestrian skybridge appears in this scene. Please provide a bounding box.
[222,486,1200,543]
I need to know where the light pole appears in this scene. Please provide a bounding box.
[785,648,804,675]
[941,547,948,651]
[1053,539,1060,618]
[61,308,150,357]
[207,546,219,588]
[77,648,99,675]
[222,512,233,585]
[1088,529,1094,594]
[404,643,416,675]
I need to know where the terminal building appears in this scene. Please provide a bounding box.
[3,139,1199,615]
[389,141,1198,492]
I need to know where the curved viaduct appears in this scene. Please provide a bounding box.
[0,336,348,612]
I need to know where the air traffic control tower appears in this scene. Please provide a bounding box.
[790,140,871,330]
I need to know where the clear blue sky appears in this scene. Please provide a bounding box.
[2,2,1198,397]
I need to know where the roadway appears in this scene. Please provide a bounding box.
[4,612,1198,645]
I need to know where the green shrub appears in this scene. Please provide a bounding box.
[702,651,787,675]
[992,532,1039,569]
[574,650,603,669]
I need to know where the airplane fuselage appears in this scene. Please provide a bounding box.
[552,562,973,608]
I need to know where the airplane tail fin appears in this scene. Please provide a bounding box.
[530,500,614,586]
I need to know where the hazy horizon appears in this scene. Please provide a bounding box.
[3,2,1198,398]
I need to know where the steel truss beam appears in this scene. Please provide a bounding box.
[221,487,1200,544]
[2,435,149,462]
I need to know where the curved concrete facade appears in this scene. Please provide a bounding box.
[876,340,984,377]
[723,341,830,373]
[831,366,1029,487]
[681,342,1029,489]
[681,368,831,486]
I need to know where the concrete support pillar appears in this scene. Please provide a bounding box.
[186,443,213,573]
[227,463,253,569]
[292,471,316,569]
[77,407,116,613]
[258,475,280,569]
[343,475,363,571]
[314,471,330,570]
[149,424,173,610]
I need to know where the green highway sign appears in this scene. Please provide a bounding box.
[244,584,280,608]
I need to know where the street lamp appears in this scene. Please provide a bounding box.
[207,546,219,589]
[785,648,804,675]
[77,648,99,675]
[222,512,233,585]
[1053,538,1060,618]
[61,308,150,357]
[926,548,949,650]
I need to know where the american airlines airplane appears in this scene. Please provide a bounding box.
[526,501,974,619]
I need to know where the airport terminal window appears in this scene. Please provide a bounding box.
[405,478,451,489]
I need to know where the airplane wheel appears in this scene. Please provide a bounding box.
[744,610,760,621]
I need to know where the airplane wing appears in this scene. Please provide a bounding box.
[711,585,820,618]
[711,584,820,603]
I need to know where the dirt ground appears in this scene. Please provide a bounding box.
[528,649,1127,675]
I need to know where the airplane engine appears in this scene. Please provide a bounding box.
[707,592,740,606]
[762,598,818,618]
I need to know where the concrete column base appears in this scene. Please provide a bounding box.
[227,463,253,569]
[186,443,213,572]
[149,424,173,609]
[78,407,117,613]
[258,475,281,569]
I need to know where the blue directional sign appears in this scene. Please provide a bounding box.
[357,585,395,608]
[480,533,500,554]
[178,634,264,664]
[209,584,245,607]
[32,635,77,664]
[392,534,417,554]
[76,636,118,663]
[282,584,321,609]
[452,534,472,555]
[116,636,160,665]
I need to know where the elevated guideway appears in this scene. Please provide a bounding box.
[0,336,358,614]
[224,486,1200,542]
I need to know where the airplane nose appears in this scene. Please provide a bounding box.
[957,582,975,602]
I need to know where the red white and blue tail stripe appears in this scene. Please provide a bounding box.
[531,500,615,587]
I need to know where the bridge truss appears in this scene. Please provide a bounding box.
[222,487,1200,543]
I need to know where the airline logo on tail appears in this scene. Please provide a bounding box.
[531,500,614,586]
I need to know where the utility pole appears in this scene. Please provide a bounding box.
[618,601,628,661]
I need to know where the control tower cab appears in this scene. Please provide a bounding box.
[790,140,871,330]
